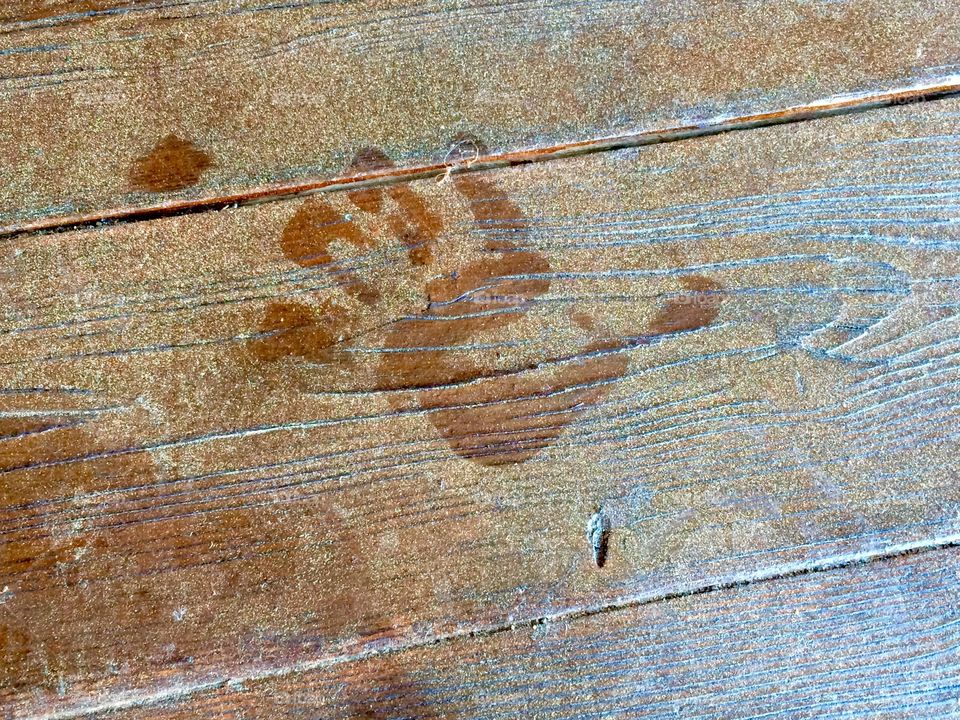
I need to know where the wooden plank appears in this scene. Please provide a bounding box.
[88,548,960,719]
[5,98,960,716]
[2,0,960,229]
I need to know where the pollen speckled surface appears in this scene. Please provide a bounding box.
[3,5,960,719]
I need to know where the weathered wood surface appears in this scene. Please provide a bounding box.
[95,548,960,719]
[3,0,960,230]
[5,98,960,716]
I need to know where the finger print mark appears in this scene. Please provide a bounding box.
[249,147,445,376]
[384,184,443,266]
[347,185,384,214]
[129,134,213,193]
[280,196,382,306]
[277,147,444,312]
[346,147,442,266]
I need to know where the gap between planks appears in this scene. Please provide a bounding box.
[27,533,960,720]
[5,75,960,241]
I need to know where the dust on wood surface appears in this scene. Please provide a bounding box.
[2,0,960,228]
[3,98,960,716]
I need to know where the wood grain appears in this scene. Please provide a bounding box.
[5,98,960,716]
[92,548,960,719]
[2,0,960,229]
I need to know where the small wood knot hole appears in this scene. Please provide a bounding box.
[586,509,610,568]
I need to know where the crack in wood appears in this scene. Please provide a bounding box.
[4,77,960,240]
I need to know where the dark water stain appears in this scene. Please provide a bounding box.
[249,299,354,365]
[344,147,391,214]
[129,134,213,193]
[257,141,723,468]
[0,415,158,692]
[648,275,723,336]
[282,196,369,267]
[338,657,438,719]
[380,272,722,468]
[262,146,443,367]
[385,183,443,266]
[0,416,72,441]
[373,152,646,467]
[279,197,381,305]
[375,168,551,393]
[376,161,578,466]
[1,1,126,24]
[417,343,629,466]
[346,146,443,266]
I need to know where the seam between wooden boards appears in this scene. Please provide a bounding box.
[5,74,960,241]
[24,533,960,720]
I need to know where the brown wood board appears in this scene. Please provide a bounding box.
[3,97,960,716]
[2,0,960,229]
[95,548,960,720]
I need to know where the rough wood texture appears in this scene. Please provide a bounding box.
[5,98,960,717]
[2,0,960,229]
[92,548,960,719]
